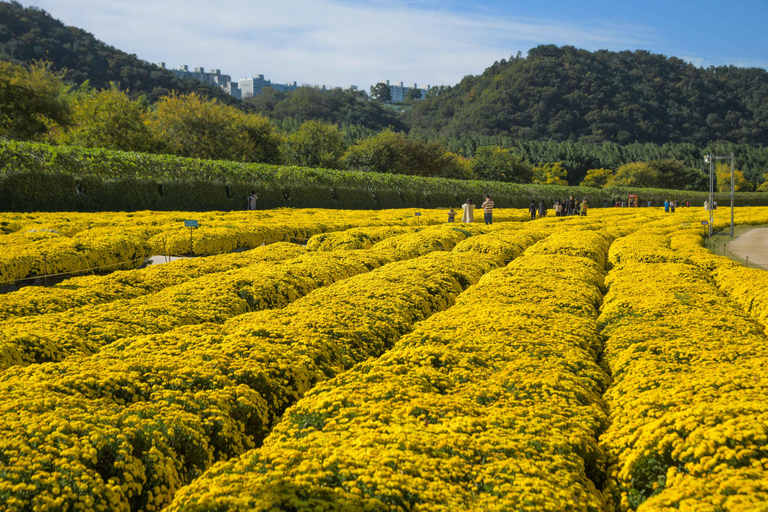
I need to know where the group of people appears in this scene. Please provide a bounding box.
[447,194,590,224]
[550,196,588,218]
[664,199,697,212]
[448,195,495,224]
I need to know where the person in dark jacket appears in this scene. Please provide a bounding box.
[538,200,547,218]
[529,201,537,220]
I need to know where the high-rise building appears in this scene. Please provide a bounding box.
[377,80,430,102]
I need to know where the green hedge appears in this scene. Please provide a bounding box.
[2,140,768,211]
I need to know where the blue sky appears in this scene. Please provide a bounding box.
[27,0,768,91]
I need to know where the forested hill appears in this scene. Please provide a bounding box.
[0,1,242,105]
[405,45,768,146]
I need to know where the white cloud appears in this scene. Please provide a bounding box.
[29,0,659,90]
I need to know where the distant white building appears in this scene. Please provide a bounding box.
[239,75,358,98]
[239,75,299,98]
[158,63,241,99]
[378,80,430,102]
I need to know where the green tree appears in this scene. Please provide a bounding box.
[471,145,532,183]
[716,161,753,192]
[56,83,153,152]
[343,129,470,179]
[646,159,700,190]
[146,92,282,163]
[343,129,403,174]
[605,162,660,189]
[580,168,613,188]
[405,88,423,101]
[0,60,71,141]
[369,82,391,103]
[532,162,568,185]
[441,152,474,180]
[283,120,346,169]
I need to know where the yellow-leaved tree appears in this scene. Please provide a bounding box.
[532,162,568,185]
[56,83,153,152]
[716,161,753,192]
[580,168,613,188]
[758,173,768,192]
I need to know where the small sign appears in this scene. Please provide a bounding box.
[414,212,422,216]
[701,221,709,225]
[184,220,199,228]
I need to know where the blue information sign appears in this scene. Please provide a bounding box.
[184,220,199,228]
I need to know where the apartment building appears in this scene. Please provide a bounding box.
[158,63,242,99]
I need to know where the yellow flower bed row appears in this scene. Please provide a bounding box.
[0,247,508,512]
[0,224,483,370]
[164,230,612,512]
[0,243,306,322]
[0,228,153,285]
[307,225,420,251]
[598,232,768,511]
[0,208,528,282]
[368,225,481,259]
[0,250,391,371]
[452,228,547,262]
[670,230,768,331]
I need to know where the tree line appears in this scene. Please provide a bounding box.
[3,58,768,192]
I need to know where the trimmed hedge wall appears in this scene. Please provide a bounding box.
[2,140,768,212]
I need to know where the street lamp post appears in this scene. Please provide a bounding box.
[704,152,736,238]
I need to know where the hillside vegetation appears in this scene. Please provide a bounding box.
[406,45,768,146]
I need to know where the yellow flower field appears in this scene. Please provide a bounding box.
[1,204,768,512]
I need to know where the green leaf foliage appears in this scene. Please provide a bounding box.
[405,44,768,147]
[0,60,71,140]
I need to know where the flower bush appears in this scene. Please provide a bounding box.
[2,207,768,512]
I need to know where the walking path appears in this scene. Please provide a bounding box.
[724,228,768,266]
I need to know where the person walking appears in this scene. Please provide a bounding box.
[670,200,676,213]
[481,195,494,225]
[554,199,561,217]
[538,199,547,218]
[581,198,588,216]
[461,199,475,223]
[664,199,670,212]
[567,195,576,216]
[447,207,456,223]
[247,191,258,210]
[529,200,537,220]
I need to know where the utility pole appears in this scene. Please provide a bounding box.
[730,153,735,237]
[705,152,737,238]
[706,154,714,237]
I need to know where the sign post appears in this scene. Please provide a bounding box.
[184,220,198,254]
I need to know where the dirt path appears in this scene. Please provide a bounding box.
[725,228,768,266]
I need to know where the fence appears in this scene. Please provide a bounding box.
[711,239,768,270]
